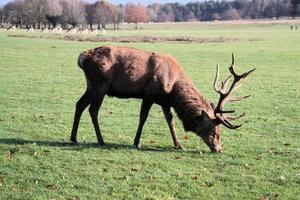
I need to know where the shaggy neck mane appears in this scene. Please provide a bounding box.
[171,76,213,132]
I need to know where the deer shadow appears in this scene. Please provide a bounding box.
[0,138,205,154]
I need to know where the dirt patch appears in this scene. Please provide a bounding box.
[8,34,238,44]
[63,35,237,43]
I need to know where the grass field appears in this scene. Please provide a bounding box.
[0,21,299,199]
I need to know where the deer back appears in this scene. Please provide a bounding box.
[79,46,183,98]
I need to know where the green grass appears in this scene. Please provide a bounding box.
[0,21,299,199]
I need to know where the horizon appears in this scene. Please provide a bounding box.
[0,0,198,6]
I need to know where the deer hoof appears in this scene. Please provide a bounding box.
[98,141,105,146]
[175,145,183,150]
[135,144,141,150]
[70,138,78,144]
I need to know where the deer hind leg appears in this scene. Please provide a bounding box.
[89,86,107,145]
[133,99,153,149]
[70,89,92,143]
[162,106,182,150]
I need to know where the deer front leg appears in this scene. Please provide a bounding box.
[70,89,92,143]
[133,99,153,149]
[89,87,106,145]
[162,106,182,150]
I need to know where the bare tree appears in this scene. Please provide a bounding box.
[111,4,122,29]
[187,10,196,21]
[46,0,62,28]
[95,0,109,29]
[0,7,3,28]
[212,13,221,20]
[85,3,96,29]
[222,8,242,20]
[263,2,277,18]
[291,0,300,16]
[157,3,175,22]
[116,4,125,29]
[276,0,290,18]
[24,0,49,29]
[93,0,118,29]
[86,0,122,30]
[3,0,25,27]
[147,3,162,22]
[125,3,149,29]
[61,0,85,28]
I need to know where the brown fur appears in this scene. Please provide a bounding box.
[171,78,215,133]
[71,46,222,152]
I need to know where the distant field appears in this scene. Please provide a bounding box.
[0,20,299,199]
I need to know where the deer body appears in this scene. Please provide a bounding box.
[79,46,181,101]
[71,46,254,152]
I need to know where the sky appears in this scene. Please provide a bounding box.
[0,0,198,6]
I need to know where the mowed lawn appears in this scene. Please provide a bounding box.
[0,21,299,199]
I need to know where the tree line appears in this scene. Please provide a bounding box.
[0,0,299,30]
[0,0,149,29]
[149,0,299,21]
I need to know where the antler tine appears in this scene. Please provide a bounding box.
[221,74,232,92]
[218,54,234,93]
[229,54,256,81]
[223,119,242,129]
[243,68,256,78]
[229,53,239,79]
[231,53,235,67]
[213,64,221,94]
[218,110,235,114]
[229,59,256,81]
[225,56,256,101]
[229,95,251,102]
[227,113,246,121]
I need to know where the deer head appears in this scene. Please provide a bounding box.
[199,54,255,153]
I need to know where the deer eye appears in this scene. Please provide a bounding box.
[208,135,214,143]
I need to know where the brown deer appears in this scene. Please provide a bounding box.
[70,46,255,153]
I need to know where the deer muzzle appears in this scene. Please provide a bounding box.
[210,145,222,153]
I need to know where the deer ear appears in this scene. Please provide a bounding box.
[195,111,209,122]
[202,111,210,120]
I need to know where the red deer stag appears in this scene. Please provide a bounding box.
[70,46,255,153]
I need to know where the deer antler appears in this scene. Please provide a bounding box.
[213,54,256,129]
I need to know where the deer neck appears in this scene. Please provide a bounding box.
[171,78,214,133]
